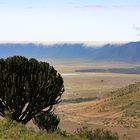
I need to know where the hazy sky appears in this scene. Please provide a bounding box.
[0,0,140,42]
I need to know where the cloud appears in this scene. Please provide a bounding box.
[133,24,140,31]
[133,25,140,37]
[112,5,140,9]
[25,6,34,9]
[83,5,107,9]
[75,5,140,10]
[0,1,6,5]
[24,6,47,10]
[75,5,107,10]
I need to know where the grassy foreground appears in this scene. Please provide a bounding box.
[0,119,80,140]
[0,119,119,140]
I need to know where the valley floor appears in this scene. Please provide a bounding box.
[52,61,140,140]
[57,99,140,140]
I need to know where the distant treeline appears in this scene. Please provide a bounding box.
[62,97,97,104]
[76,67,140,74]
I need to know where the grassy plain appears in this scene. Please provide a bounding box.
[49,59,140,100]
[48,59,140,140]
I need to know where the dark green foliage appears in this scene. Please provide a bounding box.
[0,56,64,126]
[62,97,97,104]
[33,112,60,133]
[76,127,119,140]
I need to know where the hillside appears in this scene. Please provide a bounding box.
[57,82,140,140]
[92,42,140,63]
[0,41,140,63]
[99,82,140,122]
[0,43,95,59]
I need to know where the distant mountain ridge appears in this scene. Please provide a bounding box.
[0,41,140,63]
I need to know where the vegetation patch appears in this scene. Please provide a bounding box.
[76,67,140,74]
[62,97,98,104]
[0,119,120,140]
[75,126,119,140]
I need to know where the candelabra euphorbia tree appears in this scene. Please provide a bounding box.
[0,56,64,131]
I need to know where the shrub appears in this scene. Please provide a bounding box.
[76,127,119,140]
[33,112,60,133]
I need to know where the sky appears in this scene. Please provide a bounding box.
[0,0,140,43]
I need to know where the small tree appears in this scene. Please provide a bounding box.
[0,56,64,128]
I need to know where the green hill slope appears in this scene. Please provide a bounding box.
[99,82,140,128]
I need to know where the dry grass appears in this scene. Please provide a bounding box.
[52,60,140,140]
[62,72,140,99]
[56,82,140,140]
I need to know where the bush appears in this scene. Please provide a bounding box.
[0,56,64,131]
[76,127,119,140]
[33,112,60,133]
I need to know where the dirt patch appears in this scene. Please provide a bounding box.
[56,100,140,140]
